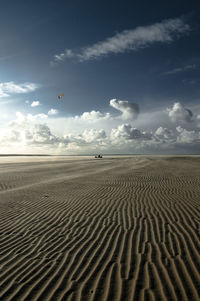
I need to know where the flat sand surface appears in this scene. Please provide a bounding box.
[0,156,199,301]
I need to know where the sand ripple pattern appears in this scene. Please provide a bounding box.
[0,156,199,301]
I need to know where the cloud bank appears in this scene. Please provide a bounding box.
[52,17,190,64]
[0,101,199,155]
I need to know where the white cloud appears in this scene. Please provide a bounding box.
[109,123,200,153]
[7,112,48,124]
[0,99,199,154]
[110,99,139,120]
[167,102,193,123]
[176,126,200,144]
[111,124,152,141]
[0,117,62,149]
[155,126,175,140]
[74,110,111,122]
[0,112,107,153]
[25,124,61,145]
[63,129,107,145]
[197,115,200,127]
[15,111,25,122]
[52,17,190,63]
[48,108,58,115]
[27,113,48,121]
[0,82,39,97]
[82,129,106,143]
[1,117,199,154]
[31,101,40,107]
[164,64,197,75]
[53,49,74,63]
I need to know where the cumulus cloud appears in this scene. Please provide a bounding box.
[111,124,151,141]
[74,110,111,122]
[167,102,193,123]
[0,112,107,153]
[0,82,39,97]
[109,123,200,153]
[0,118,62,149]
[0,99,199,154]
[52,17,190,63]
[155,126,200,149]
[25,124,61,145]
[1,116,199,154]
[176,126,200,144]
[31,101,40,107]
[110,99,139,120]
[8,112,48,125]
[27,113,48,121]
[48,108,58,115]
[63,129,107,145]
[154,127,175,140]
[82,129,106,143]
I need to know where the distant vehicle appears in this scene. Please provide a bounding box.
[95,154,103,158]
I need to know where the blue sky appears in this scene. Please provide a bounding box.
[0,0,200,154]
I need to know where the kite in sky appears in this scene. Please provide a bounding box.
[58,93,64,100]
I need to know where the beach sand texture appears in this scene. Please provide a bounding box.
[0,156,199,301]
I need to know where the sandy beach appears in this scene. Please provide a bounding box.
[0,155,199,301]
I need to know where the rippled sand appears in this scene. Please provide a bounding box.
[0,156,199,301]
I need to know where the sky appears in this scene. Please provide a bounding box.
[0,0,200,154]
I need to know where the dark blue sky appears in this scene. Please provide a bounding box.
[0,0,200,154]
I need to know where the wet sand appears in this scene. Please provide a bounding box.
[0,155,199,300]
